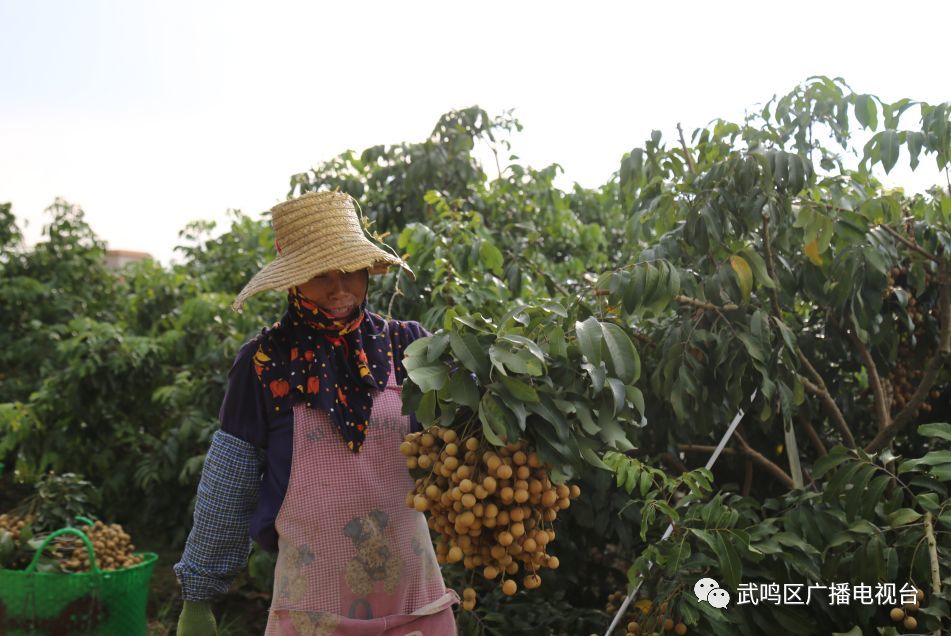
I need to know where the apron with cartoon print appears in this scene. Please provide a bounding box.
[265,349,459,636]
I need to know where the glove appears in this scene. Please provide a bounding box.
[177,600,218,636]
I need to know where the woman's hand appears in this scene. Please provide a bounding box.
[177,600,218,635]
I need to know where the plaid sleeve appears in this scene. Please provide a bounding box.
[173,429,263,601]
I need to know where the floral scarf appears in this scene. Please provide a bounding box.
[251,286,394,453]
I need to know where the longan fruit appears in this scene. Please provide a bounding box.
[541,490,558,507]
[514,489,530,504]
[889,607,904,621]
[420,433,435,448]
[569,484,581,498]
[547,556,560,569]
[482,476,498,493]
[417,455,432,469]
[522,538,537,553]
[413,495,428,512]
[461,493,477,508]
[443,456,459,471]
[502,579,517,596]
[399,441,414,456]
[917,589,925,601]
[445,443,459,457]
[523,574,541,589]
[443,430,458,444]
[496,465,513,480]
[462,599,476,611]
[903,616,917,630]
[513,451,527,465]
[662,618,674,632]
[498,531,514,546]
[459,479,474,493]
[485,454,501,472]
[465,437,480,451]
[674,623,687,636]
[484,565,500,579]
[448,547,463,562]
[504,561,519,575]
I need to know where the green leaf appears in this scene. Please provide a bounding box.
[713,532,742,590]
[450,331,489,380]
[478,393,510,445]
[415,390,436,426]
[580,445,611,471]
[407,364,449,392]
[575,317,603,366]
[887,508,923,527]
[498,375,539,403]
[605,378,626,415]
[879,130,900,174]
[546,325,567,359]
[479,241,504,276]
[448,370,480,409]
[812,449,852,479]
[730,255,753,303]
[601,322,640,383]
[855,94,878,130]
[574,402,599,436]
[626,385,645,416]
[740,247,777,289]
[528,394,569,442]
[918,423,951,443]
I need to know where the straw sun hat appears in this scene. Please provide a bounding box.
[231,190,415,311]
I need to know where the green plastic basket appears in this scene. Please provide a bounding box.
[0,521,158,636]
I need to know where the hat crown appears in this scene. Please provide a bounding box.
[271,191,364,256]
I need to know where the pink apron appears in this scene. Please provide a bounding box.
[265,348,459,636]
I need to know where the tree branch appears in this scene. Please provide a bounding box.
[798,411,828,457]
[678,439,794,490]
[866,271,951,453]
[677,123,697,175]
[675,294,739,312]
[843,313,891,432]
[797,357,857,448]
[760,214,784,318]
[878,223,941,265]
[924,511,942,636]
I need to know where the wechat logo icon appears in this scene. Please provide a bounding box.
[695,578,730,609]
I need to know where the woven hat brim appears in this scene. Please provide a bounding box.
[231,242,415,311]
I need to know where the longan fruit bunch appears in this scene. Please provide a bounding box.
[52,520,144,572]
[613,597,687,636]
[0,513,33,542]
[888,588,925,632]
[400,426,580,599]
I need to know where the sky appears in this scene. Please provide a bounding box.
[1,1,949,265]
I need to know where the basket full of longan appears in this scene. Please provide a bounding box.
[0,514,158,636]
[401,426,580,608]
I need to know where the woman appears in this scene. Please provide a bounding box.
[174,191,459,635]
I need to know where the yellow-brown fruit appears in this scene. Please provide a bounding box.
[483,476,498,493]
[541,490,558,507]
[569,484,581,498]
[420,433,435,448]
[916,588,925,602]
[903,600,919,613]
[498,531,514,546]
[462,599,476,611]
[514,489,530,504]
[413,495,428,512]
[399,441,414,456]
[496,465,513,480]
[447,546,463,563]
[502,579,517,596]
[463,586,476,600]
[523,574,541,589]
[889,607,904,621]
[516,465,531,480]
[406,457,418,469]
[459,479,474,493]
[903,616,917,630]
[547,556,560,569]
[484,565,499,579]
[662,618,674,632]
[485,453,501,471]
[445,443,459,457]
[425,484,440,500]
[465,437,480,451]
[674,623,687,636]
[627,622,640,635]
[504,561,519,575]
[443,430,458,444]
[405,492,415,508]
[417,455,432,469]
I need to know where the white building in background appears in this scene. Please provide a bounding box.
[104,249,151,270]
